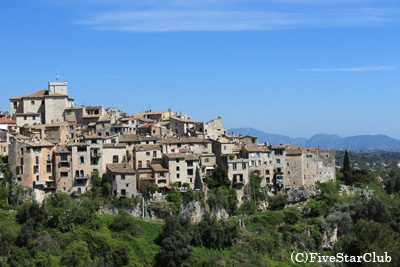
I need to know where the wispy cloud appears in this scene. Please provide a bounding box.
[53,0,400,32]
[297,66,397,72]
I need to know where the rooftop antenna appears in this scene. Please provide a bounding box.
[56,70,59,81]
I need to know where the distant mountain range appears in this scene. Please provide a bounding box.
[227,128,400,152]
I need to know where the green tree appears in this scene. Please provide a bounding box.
[166,188,182,216]
[204,164,231,189]
[155,216,193,267]
[109,210,137,236]
[61,240,92,267]
[342,150,353,185]
[90,170,102,190]
[145,182,159,195]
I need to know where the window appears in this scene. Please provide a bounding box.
[47,154,50,161]
[13,102,17,109]
[287,163,289,167]
[24,116,27,120]
[36,175,39,181]
[264,161,267,166]
[79,156,86,164]
[275,149,283,156]
[36,156,39,165]
[61,172,68,177]
[205,158,209,163]
[187,161,193,167]
[113,155,119,163]
[31,101,34,105]
[276,159,281,164]
[46,164,51,173]
[20,158,24,165]
[233,163,237,170]
[146,152,150,157]
[242,163,246,169]
[112,175,116,181]
[176,159,180,163]
[121,175,125,180]
[306,155,313,158]
[187,169,193,176]
[138,161,142,168]
[66,110,71,115]
[177,174,180,178]
[121,189,126,196]
[60,154,67,161]
[51,134,55,139]
[176,166,180,171]
[153,151,157,157]
[146,160,150,167]
[224,146,227,150]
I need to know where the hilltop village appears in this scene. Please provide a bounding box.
[0,79,336,203]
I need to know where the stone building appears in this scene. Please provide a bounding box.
[54,143,91,194]
[203,116,226,140]
[9,139,55,189]
[10,81,74,126]
[162,136,212,155]
[106,163,137,198]
[102,143,127,173]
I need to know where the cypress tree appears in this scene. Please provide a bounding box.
[342,150,352,185]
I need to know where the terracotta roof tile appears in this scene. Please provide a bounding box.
[0,118,16,124]
[151,164,168,172]
[164,153,185,159]
[106,163,135,173]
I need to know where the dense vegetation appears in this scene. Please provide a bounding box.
[1,153,400,266]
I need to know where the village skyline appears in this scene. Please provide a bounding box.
[1,0,399,138]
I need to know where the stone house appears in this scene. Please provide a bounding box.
[132,144,163,170]
[203,116,226,140]
[102,143,127,174]
[10,81,74,126]
[106,163,137,198]
[9,139,56,189]
[54,143,91,195]
[162,136,212,155]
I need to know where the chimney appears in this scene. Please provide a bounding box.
[232,131,234,136]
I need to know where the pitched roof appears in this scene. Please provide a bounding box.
[286,146,303,155]
[245,144,270,152]
[162,136,210,144]
[103,143,126,148]
[0,118,16,124]
[10,89,72,100]
[25,140,54,147]
[134,144,162,151]
[106,163,135,173]
[119,134,160,143]
[151,164,168,172]
[185,154,199,161]
[170,116,198,123]
[163,153,185,159]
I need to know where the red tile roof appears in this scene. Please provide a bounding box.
[0,118,16,124]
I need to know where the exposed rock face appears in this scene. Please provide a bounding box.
[210,204,229,220]
[181,201,206,223]
[285,185,320,204]
[257,200,268,211]
[322,227,338,250]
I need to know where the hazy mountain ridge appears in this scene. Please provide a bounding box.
[228,128,400,151]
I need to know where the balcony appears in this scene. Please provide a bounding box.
[91,152,102,158]
[75,175,90,180]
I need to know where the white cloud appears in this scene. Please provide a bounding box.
[297,66,397,72]
[46,0,400,32]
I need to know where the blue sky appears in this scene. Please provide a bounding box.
[1,0,399,139]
